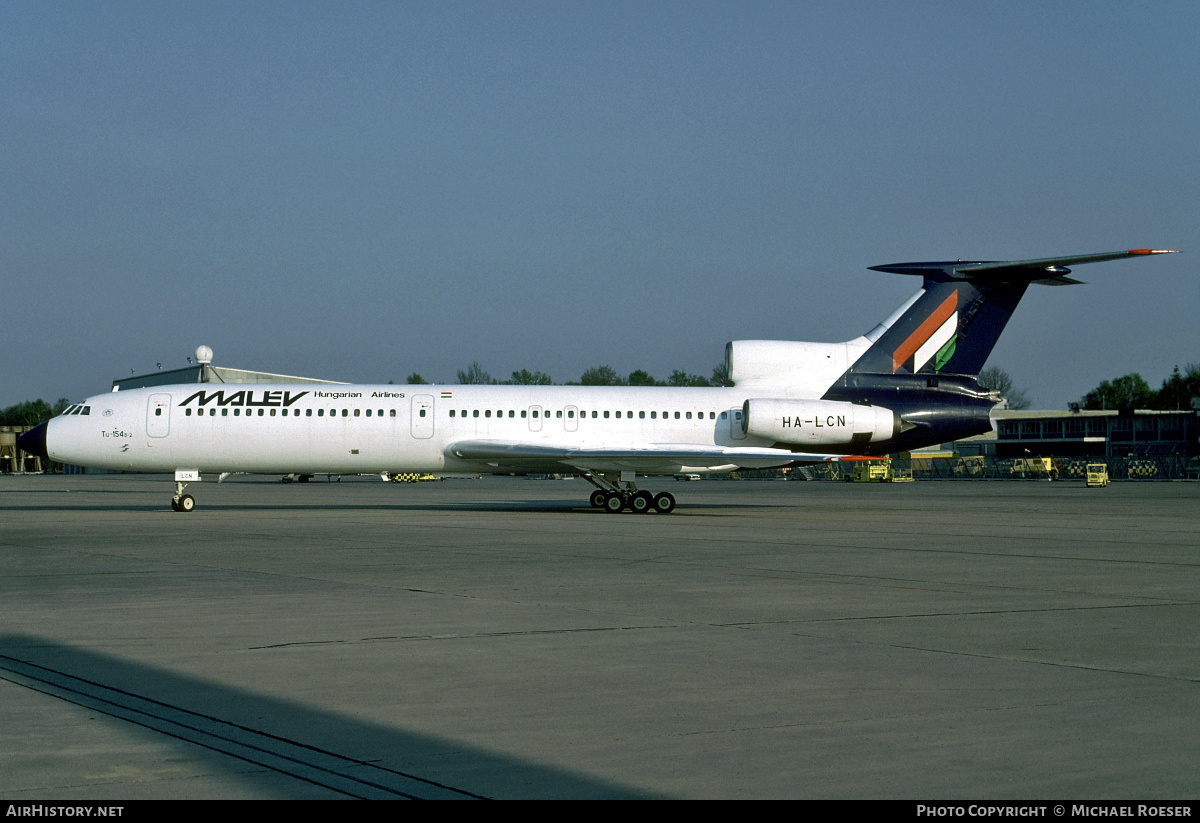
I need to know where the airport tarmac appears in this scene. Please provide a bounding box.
[1,473,1197,799]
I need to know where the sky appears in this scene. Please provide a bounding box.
[3,1,1197,410]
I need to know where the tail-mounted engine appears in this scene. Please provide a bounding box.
[742,398,900,449]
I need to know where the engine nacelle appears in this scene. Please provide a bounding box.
[726,339,867,395]
[742,398,899,448]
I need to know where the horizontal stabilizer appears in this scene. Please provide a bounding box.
[870,249,1177,285]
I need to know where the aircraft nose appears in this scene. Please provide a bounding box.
[17,422,48,459]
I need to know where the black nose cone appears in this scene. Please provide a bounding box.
[17,422,48,459]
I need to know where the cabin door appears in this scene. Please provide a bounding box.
[411,394,434,439]
[147,394,171,438]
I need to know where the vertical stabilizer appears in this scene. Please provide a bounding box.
[848,276,1026,376]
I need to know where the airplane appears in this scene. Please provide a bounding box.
[18,248,1175,514]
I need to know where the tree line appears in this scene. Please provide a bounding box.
[977,363,1200,411]
[405,362,734,388]
[1077,364,1200,411]
[422,361,1200,412]
[0,398,69,427]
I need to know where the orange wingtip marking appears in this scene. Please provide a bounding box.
[1128,249,1177,255]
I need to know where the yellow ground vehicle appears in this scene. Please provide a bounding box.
[1086,463,1109,487]
[387,472,439,483]
[1011,457,1058,480]
[844,457,913,482]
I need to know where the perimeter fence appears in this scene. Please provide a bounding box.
[904,455,1199,481]
[736,455,1200,482]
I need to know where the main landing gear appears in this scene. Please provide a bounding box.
[583,473,676,514]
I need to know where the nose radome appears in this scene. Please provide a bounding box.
[17,422,48,459]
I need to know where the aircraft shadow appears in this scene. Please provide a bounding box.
[2,499,787,515]
[0,634,658,799]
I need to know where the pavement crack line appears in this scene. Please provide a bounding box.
[250,623,676,649]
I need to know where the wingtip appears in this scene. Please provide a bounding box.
[1127,249,1179,255]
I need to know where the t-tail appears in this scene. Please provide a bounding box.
[819,249,1177,453]
[848,249,1177,377]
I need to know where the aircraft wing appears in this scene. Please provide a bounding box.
[446,440,832,474]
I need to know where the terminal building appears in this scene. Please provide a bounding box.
[913,405,1200,481]
[1,426,41,472]
[959,407,1200,459]
[111,345,347,392]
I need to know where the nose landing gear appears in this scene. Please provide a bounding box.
[171,471,200,512]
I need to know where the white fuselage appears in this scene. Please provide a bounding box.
[47,382,812,476]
